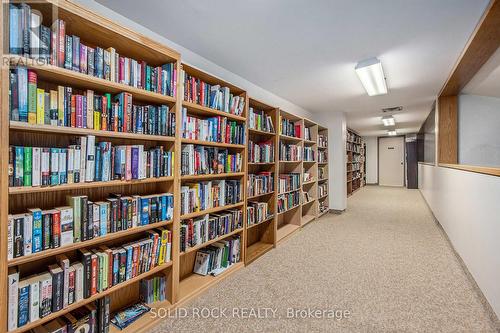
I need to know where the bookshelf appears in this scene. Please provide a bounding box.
[317,125,329,217]
[2,1,181,332]
[245,98,278,264]
[301,119,318,226]
[277,110,303,242]
[346,128,365,196]
[1,1,333,331]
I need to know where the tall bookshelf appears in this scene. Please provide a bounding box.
[276,110,303,242]
[317,125,329,216]
[245,99,278,264]
[177,63,247,303]
[346,128,365,196]
[2,1,181,332]
[301,119,318,226]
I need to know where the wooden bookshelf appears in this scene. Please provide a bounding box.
[302,119,318,226]
[318,125,329,216]
[245,98,278,264]
[346,128,365,196]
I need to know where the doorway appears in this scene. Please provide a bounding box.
[378,136,405,187]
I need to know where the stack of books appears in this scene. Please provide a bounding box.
[279,142,302,161]
[180,180,242,215]
[248,108,274,133]
[279,117,301,138]
[247,202,271,226]
[277,191,301,213]
[181,109,245,144]
[193,236,241,276]
[248,140,274,163]
[247,172,274,197]
[181,145,242,176]
[278,173,300,193]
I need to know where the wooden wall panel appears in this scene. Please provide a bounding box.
[438,96,458,164]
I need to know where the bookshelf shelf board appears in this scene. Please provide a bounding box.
[181,172,245,181]
[248,162,275,166]
[180,228,243,256]
[279,160,302,164]
[8,219,173,267]
[247,215,274,230]
[301,214,316,226]
[247,191,274,200]
[180,202,244,220]
[10,121,176,142]
[276,223,300,242]
[279,134,302,142]
[277,204,300,215]
[318,146,328,150]
[248,128,275,136]
[304,140,316,145]
[182,101,246,122]
[318,162,328,165]
[302,199,316,206]
[178,262,244,303]
[9,261,173,333]
[9,176,174,195]
[181,138,245,149]
[278,188,301,195]
[318,194,329,200]
[302,180,316,186]
[303,160,316,164]
[246,242,273,264]
[318,178,328,182]
[8,55,177,105]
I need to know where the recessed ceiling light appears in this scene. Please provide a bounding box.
[382,115,395,126]
[355,57,388,96]
[387,130,397,136]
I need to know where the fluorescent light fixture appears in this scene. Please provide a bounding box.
[382,115,395,126]
[355,57,388,96]
[387,130,397,136]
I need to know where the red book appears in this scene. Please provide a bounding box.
[68,268,75,304]
[132,244,139,278]
[52,210,61,248]
[70,95,76,127]
[58,20,65,68]
[90,254,97,295]
[76,95,83,128]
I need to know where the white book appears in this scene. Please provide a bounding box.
[8,269,19,331]
[138,145,145,179]
[79,136,87,183]
[92,203,100,237]
[23,213,33,256]
[7,215,14,260]
[32,147,41,186]
[193,251,210,276]
[56,255,70,308]
[73,262,84,302]
[30,12,40,59]
[38,272,52,318]
[26,275,40,322]
[73,146,81,183]
[85,135,95,182]
[59,148,67,184]
[57,206,74,247]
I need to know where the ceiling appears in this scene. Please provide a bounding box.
[97,0,489,136]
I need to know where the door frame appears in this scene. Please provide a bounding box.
[377,135,406,187]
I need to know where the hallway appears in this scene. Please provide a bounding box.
[151,186,498,332]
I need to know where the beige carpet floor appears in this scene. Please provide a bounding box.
[150,186,499,332]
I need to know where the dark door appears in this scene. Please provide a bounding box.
[406,140,418,189]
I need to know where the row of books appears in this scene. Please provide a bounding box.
[318,134,328,147]
[303,147,315,162]
[181,145,242,176]
[304,127,312,141]
[9,136,174,188]
[10,68,175,136]
[303,191,313,204]
[181,71,245,116]
[319,167,327,180]
[318,150,327,163]
[277,191,301,213]
[139,275,167,304]
[9,3,176,96]
[248,140,274,163]
[180,180,242,216]
[8,193,173,260]
[193,236,241,276]
[279,117,301,138]
[319,200,329,213]
[247,202,272,227]
[247,172,274,197]
[180,210,243,252]
[303,172,314,183]
[181,108,245,144]
[248,108,274,133]
[347,132,362,144]
[347,142,362,153]
[8,227,170,329]
[318,183,328,197]
[278,173,300,193]
[279,142,302,161]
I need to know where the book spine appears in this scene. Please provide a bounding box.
[29,279,40,322]
[17,283,29,327]
[7,271,19,331]
[51,270,63,312]
[23,146,32,187]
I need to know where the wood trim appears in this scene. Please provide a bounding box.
[437,96,458,164]
[440,0,500,96]
[418,162,436,166]
[439,163,500,177]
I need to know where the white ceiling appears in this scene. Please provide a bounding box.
[97,0,489,136]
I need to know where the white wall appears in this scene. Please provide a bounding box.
[419,163,500,317]
[458,94,500,167]
[316,112,347,211]
[364,136,378,184]
[75,0,314,119]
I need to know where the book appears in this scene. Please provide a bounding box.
[17,278,30,327]
[8,268,19,331]
[39,272,53,318]
[48,264,64,312]
[26,275,41,322]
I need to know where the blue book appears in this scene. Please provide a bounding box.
[64,35,73,70]
[9,5,21,54]
[16,67,28,122]
[124,246,133,280]
[140,198,149,226]
[72,35,80,72]
[17,281,30,327]
[50,148,60,185]
[94,145,102,181]
[160,195,167,221]
[95,47,104,78]
[131,147,139,179]
[99,203,108,236]
[30,209,43,253]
